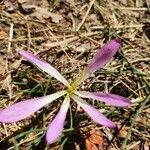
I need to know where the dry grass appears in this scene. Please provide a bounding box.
[0,0,150,149]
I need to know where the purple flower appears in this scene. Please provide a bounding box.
[0,38,131,144]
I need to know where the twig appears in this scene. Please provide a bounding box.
[8,23,13,53]
[120,80,139,96]
[45,25,72,60]
[91,24,144,30]
[26,21,31,50]
[6,24,14,99]
[76,0,95,31]
[2,123,8,136]
[127,141,141,150]
[44,36,78,48]
[42,31,99,49]
[117,7,148,11]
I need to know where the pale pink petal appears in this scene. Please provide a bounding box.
[19,50,70,87]
[75,91,131,107]
[46,96,70,144]
[71,94,116,128]
[0,91,66,123]
[88,38,121,73]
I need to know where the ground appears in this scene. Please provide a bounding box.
[0,0,150,150]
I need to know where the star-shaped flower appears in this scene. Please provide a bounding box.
[0,38,131,144]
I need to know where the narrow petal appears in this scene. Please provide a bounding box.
[0,91,66,123]
[88,38,121,73]
[71,94,116,128]
[46,96,70,144]
[19,50,70,87]
[75,91,131,107]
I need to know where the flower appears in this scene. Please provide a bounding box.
[0,38,131,144]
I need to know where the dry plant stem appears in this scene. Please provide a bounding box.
[6,24,13,99]
[121,95,150,150]
[76,0,95,31]
[26,21,31,50]
[130,58,150,64]
[91,24,144,30]
[120,80,138,96]
[131,128,150,139]
[44,37,78,48]
[70,13,76,31]
[127,141,141,150]
[9,34,74,42]
[2,123,8,136]
[8,131,44,150]
[8,23,13,53]
[118,7,148,11]
[45,25,71,60]
[43,31,99,48]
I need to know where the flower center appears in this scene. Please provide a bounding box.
[66,82,77,97]
[65,71,86,97]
